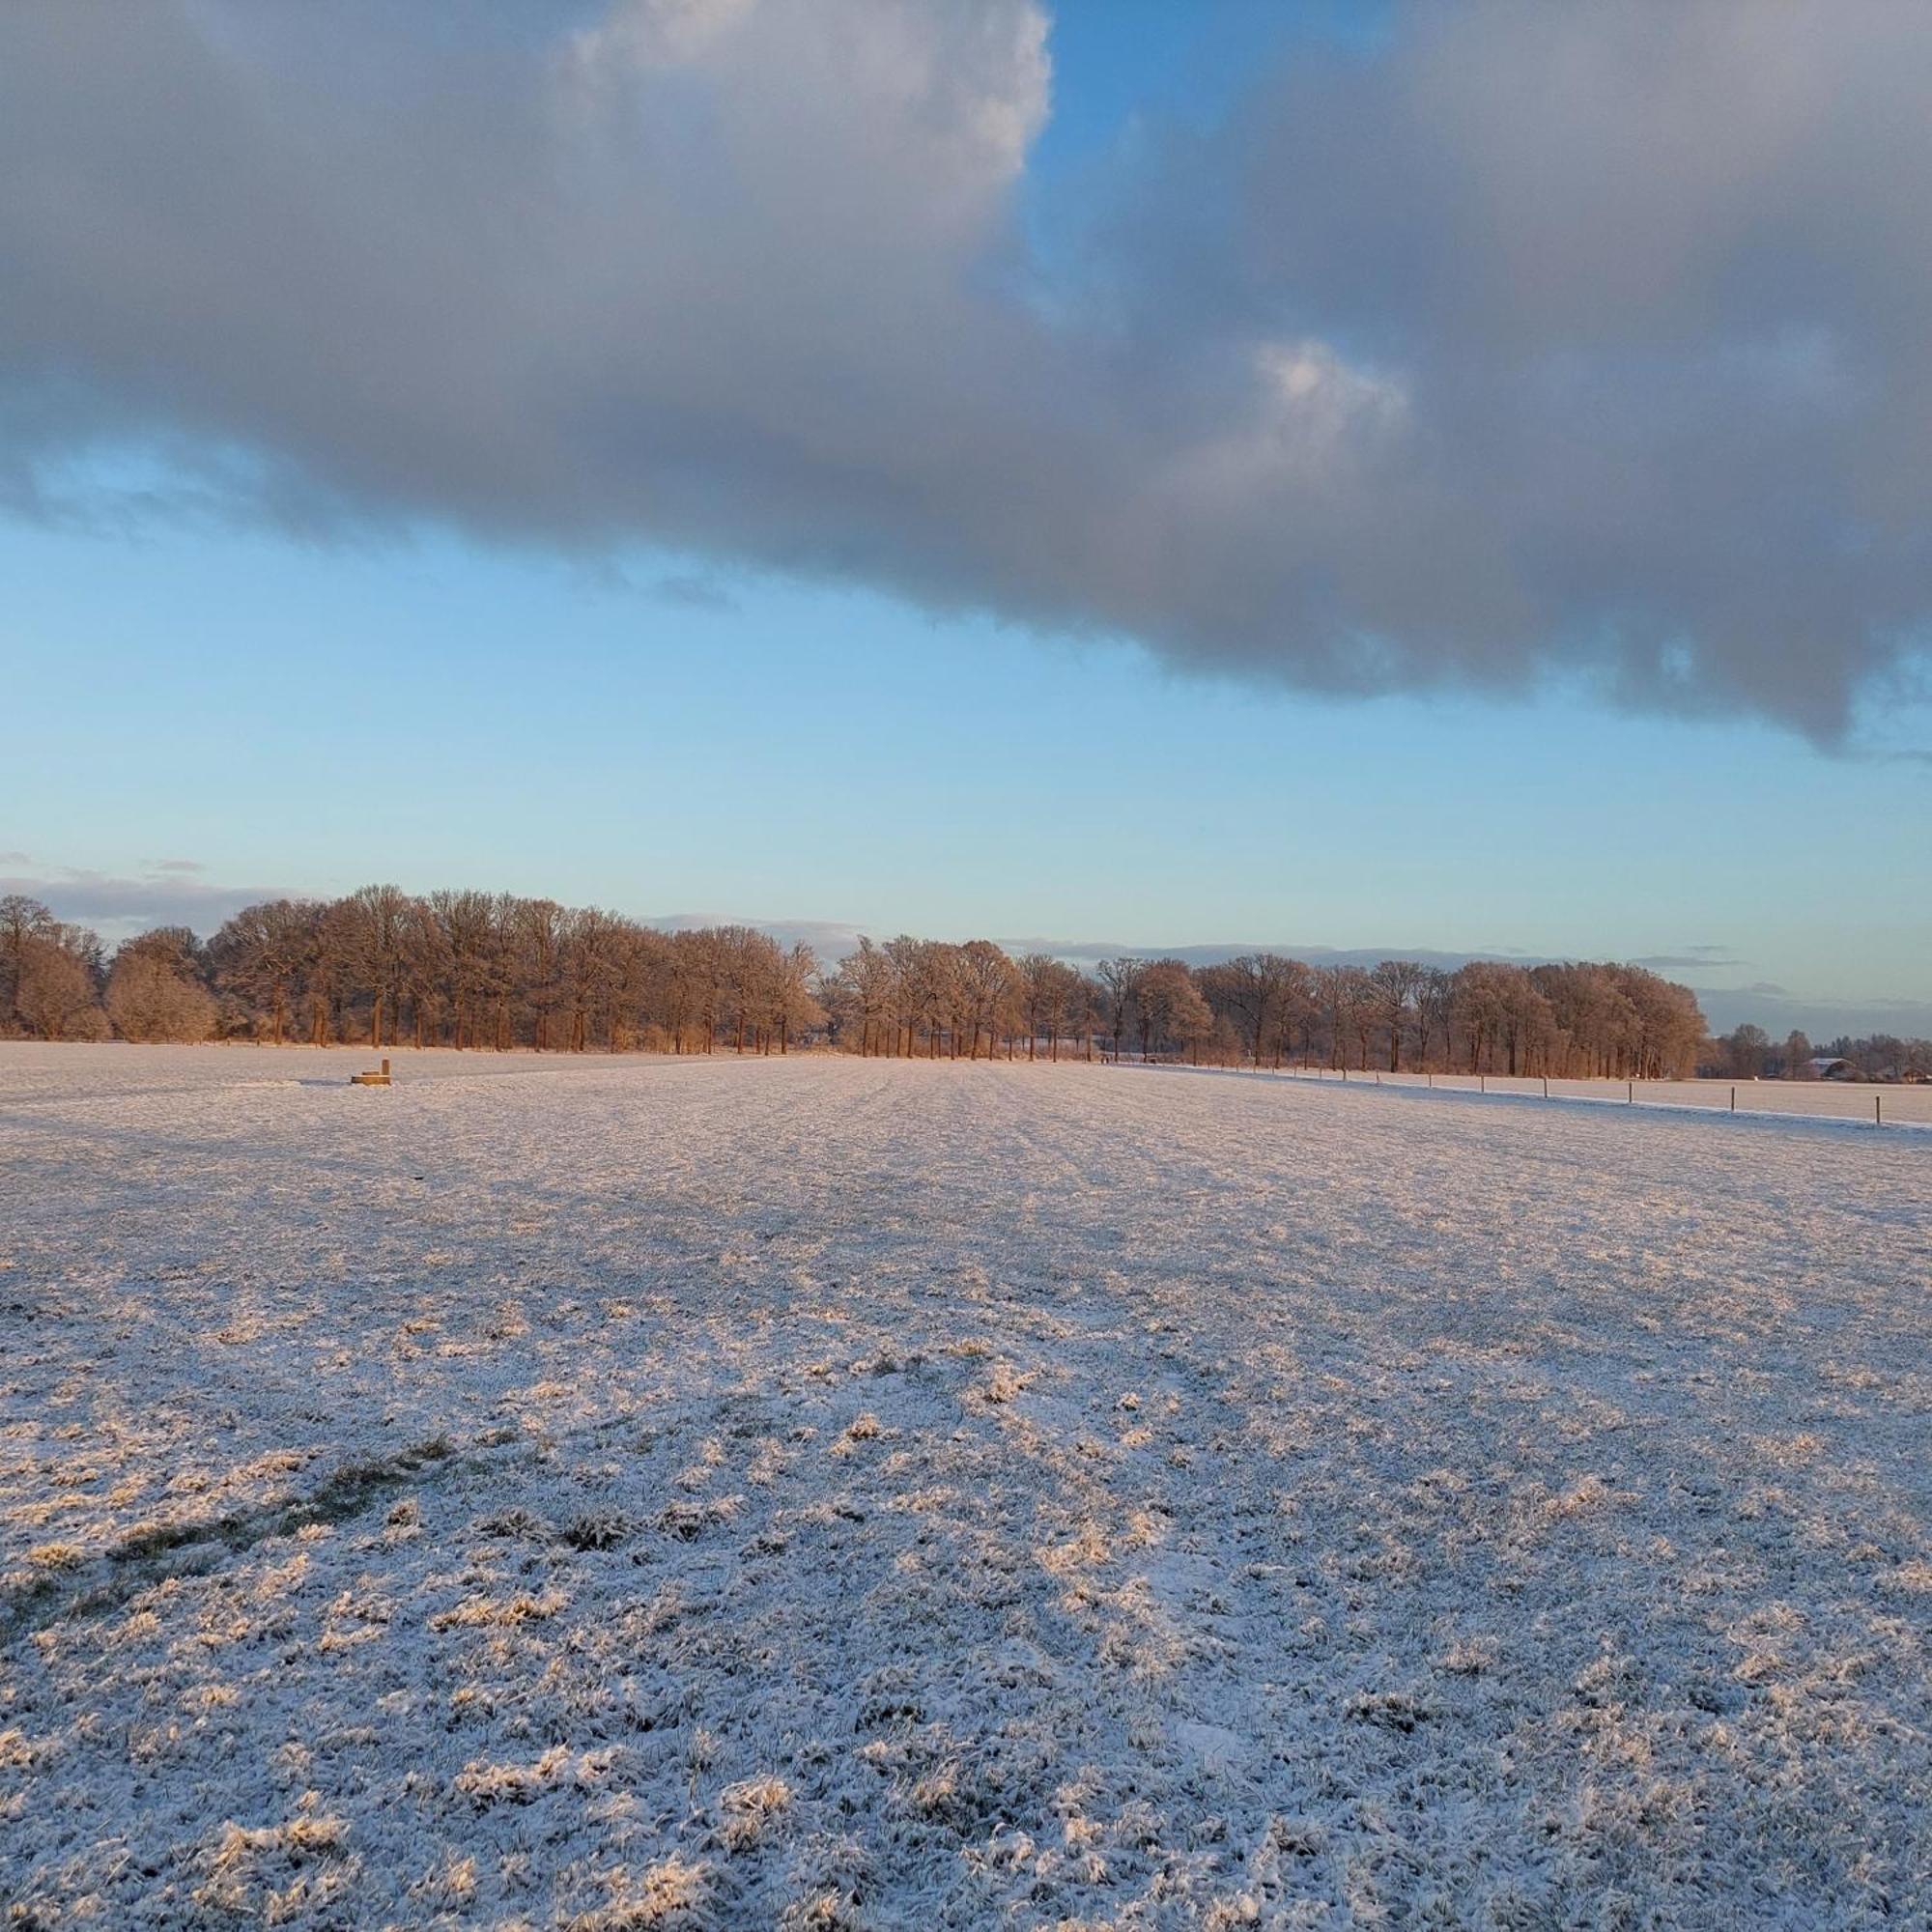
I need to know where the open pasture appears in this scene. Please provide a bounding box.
[2,1045,1928,1927]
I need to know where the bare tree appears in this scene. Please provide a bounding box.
[1449,962,1510,1073]
[1054,964,1097,1061]
[1413,968,1453,1069]
[1095,956,1146,1061]
[340,884,409,1048]
[854,939,895,1056]
[563,906,629,1051]
[1139,958,1213,1061]
[210,900,316,1045]
[514,899,567,1051]
[1200,953,1307,1066]
[1332,967,1378,1070]
[1722,1023,1771,1079]
[882,935,927,1057]
[429,890,497,1048]
[401,896,452,1048]
[954,940,1017,1061]
[771,943,823,1053]
[1015,952,1059,1062]
[1368,959,1427,1071]
[918,942,964,1058]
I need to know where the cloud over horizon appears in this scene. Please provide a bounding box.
[5,1,1932,737]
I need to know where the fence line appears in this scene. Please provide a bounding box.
[1130,1058,1931,1131]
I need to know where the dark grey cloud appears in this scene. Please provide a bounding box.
[3,1,1931,735]
[1633,947,1744,971]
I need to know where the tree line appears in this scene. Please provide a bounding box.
[0,884,1779,1079]
[0,892,823,1057]
[1710,1022,1932,1084]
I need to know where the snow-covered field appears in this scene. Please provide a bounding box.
[2,1044,1928,1928]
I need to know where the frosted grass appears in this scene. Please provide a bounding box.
[2,1046,1927,1925]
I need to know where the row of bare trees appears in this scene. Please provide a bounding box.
[1,891,822,1055]
[234,890,829,1055]
[4,887,1731,1077]
[1159,953,1709,1079]
[824,939,1098,1061]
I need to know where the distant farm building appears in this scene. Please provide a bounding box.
[1808,1056,1856,1080]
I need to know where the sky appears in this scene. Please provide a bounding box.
[1,0,1928,1038]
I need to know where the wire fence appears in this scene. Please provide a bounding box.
[1140,1060,1932,1129]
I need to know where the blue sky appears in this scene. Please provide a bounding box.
[4,514,1925,1037]
[2,1,1928,1037]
